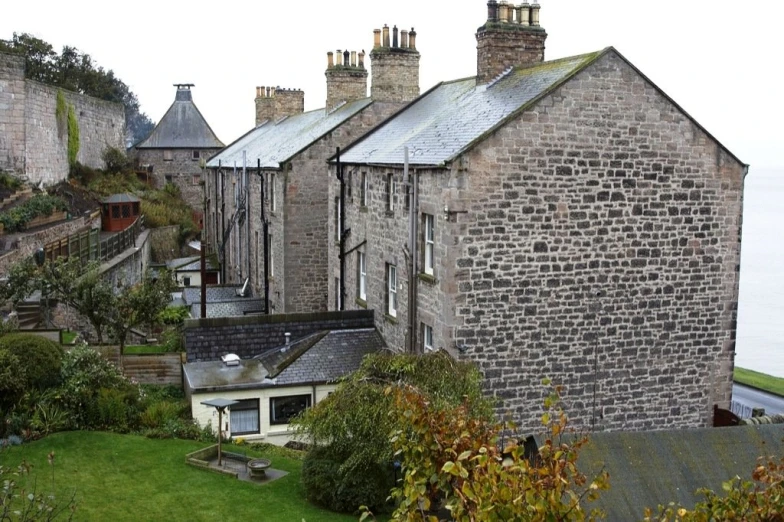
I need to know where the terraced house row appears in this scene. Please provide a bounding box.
[204,1,746,433]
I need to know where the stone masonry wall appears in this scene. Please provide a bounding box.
[0,216,90,274]
[370,49,420,103]
[453,51,745,432]
[325,67,368,111]
[476,25,547,83]
[24,80,125,185]
[330,51,745,433]
[184,309,375,362]
[135,148,217,211]
[0,53,26,174]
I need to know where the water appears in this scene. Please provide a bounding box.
[735,168,784,376]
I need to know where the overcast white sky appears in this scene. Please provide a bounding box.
[3,1,782,168]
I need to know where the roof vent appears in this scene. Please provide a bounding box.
[237,278,249,297]
[221,353,241,367]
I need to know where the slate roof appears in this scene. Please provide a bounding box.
[574,424,784,520]
[190,299,266,319]
[102,193,140,203]
[206,98,374,169]
[183,327,387,391]
[335,52,601,166]
[182,285,246,305]
[167,256,218,272]
[136,88,224,149]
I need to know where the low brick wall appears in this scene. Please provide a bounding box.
[0,216,89,273]
[122,353,183,387]
[184,309,375,362]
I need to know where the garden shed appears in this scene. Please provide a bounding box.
[101,193,140,232]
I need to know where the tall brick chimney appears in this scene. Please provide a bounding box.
[255,86,305,125]
[370,24,420,103]
[325,49,369,112]
[476,1,547,84]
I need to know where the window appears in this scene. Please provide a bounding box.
[122,204,131,218]
[387,263,397,317]
[255,231,259,283]
[268,233,274,277]
[360,172,368,206]
[424,213,434,275]
[163,150,173,161]
[270,173,276,212]
[335,196,341,242]
[347,170,353,201]
[270,395,311,425]
[357,251,366,301]
[230,399,259,435]
[132,202,140,216]
[191,150,200,160]
[404,175,410,210]
[192,174,201,185]
[182,276,191,286]
[111,205,120,219]
[386,173,396,212]
[335,277,342,310]
[422,323,433,352]
[165,174,173,184]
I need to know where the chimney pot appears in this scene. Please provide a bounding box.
[530,2,540,26]
[351,51,357,67]
[343,50,350,66]
[519,2,531,26]
[256,86,261,97]
[373,29,381,48]
[409,28,417,49]
[393,25,399,48]
[336,50,343,66]
[499,1,509,23]
[285,332,291,346]
[327,51,334,68]
[487,0,499,22]
[358,50,365,69]
[383,24,390,47]
[401,29,409,48]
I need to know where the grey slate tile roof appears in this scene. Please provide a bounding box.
[167,256,218,272]
[575,424,784,520]
[183,327,386,391]
[182,285,246,305]
[102,193,140,203]
[206,98,374,169]
[190,299,266,319]
[337,51,602,167]
[136,90,224,149]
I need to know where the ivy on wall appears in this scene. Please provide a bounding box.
[55,89,81,167]
[55,90,67,139]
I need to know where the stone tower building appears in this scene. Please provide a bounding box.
[327,2,747,432]
[255,86,305,125]
[476,0,546,83]
[370,25,420,103]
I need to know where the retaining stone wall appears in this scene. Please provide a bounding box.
[0,53,26,173]
[184,309,374,362]
[134,148,216,211]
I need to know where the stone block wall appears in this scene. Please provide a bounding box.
[370,48,420,103]
[24,80,124,185]
[476,24,547,83]
[255,87,305,125]
[183,309,375,362]
[325,63,368,111]
[134,148,215,211]
[0,53,26,174]
[0,216,89,274]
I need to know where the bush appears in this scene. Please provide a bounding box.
[102,146,131,174]
[94,387,139,432]
[0,194,68,232]
[69,161,100,185]
[139,400,182,429]
[0,348,26,410]
[0,333,63,392]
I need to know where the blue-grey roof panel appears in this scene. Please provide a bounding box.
[339,52,601,166]
[136,97,224,149]
[206,98,374,169]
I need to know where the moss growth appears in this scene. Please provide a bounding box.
[66,102,80,166]
[55,89,67,139]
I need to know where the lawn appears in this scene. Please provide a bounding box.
[61,330,78,344]
[124,344,168,354]
[1,431,356,522]
[734,367,784,396]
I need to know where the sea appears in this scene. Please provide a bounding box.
[735,167,784,376]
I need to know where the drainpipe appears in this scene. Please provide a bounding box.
[244,152,251,284]
[219,162,225,284]
[336,147,346,311]
[259,159,270,314]
[406,147,419,353]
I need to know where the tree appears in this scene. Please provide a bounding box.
[0,32,155,144]
[293,352,494,514]
[108,271,176,354]
[381,381,609,522]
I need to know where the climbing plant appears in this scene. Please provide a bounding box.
[55,89,67,139]
[66,103,80,166]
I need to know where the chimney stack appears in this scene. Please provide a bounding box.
[255,86,305,126]
[476,0,547,83]
[370,24,420,104]
[325,47,369,111]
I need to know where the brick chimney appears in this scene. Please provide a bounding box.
[476,1,547,84]
[370,24,420,103]
[325,49,369,112]
[255,86,305,125]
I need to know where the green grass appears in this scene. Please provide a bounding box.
[2,431,356,522]
[61,330,78,344]
[734,367,784,396]
[124,344,167,354]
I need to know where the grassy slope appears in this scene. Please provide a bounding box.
[2,431,355,522]
[734,367,784,396]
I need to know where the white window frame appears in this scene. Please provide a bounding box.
[386,173,395,212]
[358,251,366,301]
[270,173,276,212]
[268,233,274,277]
[387,264,397,317]
[360,172,368,206]
[269,395,311,425]
[423,323,433,352]
[163,150,173,162]
[335,276,342,310]
[424,213,434,276]
[335,196,341,241]
[230,399,260,435]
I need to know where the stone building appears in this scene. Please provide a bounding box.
[327,2,747,432]
[0,52,125,186]
[133,84,223,212]
[204,25,420,315]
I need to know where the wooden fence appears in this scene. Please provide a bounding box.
[43,216,144,264]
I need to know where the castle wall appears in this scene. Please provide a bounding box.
[0,52,125,185]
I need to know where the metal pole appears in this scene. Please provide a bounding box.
[217,407,224,466]
[259,159,270,314]
[336,147,345,311]
[200,168,207,319]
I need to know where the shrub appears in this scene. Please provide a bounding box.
[139,400,182,429]
[0,194,68,232]
[94,387,140,432]
[0,172,22,191]
[102,146,131,174]
[0,348,26,410]
[0,334,63,391]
